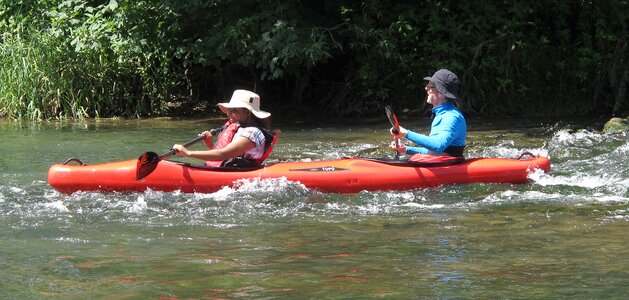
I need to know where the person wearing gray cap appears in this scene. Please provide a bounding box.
[389,69,467,157]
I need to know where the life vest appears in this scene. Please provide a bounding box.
[253,129,278,165]
[443,145,465,157]
[204,121,276,168]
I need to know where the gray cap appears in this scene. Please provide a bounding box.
[423,69,460,100]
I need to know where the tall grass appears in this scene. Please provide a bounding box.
[1,28,143,120]
[0,28,77,120]
[0,24,177,120]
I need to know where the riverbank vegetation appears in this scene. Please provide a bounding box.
[1,1,627,120]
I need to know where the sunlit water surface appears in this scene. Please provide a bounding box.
[1,117,628,298]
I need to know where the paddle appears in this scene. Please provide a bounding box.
[135,127,222,180]
[385,106,402,160]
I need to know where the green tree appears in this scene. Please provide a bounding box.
[1,0,626,120]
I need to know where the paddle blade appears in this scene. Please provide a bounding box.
[136,151,159,180]
[385,106,400,134]
[385,106,402,159]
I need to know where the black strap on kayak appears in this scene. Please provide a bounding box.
[348,156,466,168]
[174,161,266,172]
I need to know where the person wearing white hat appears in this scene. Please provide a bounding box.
[173,89,275,167]
[389,69,467,157]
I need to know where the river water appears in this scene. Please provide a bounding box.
[1,117,628,298]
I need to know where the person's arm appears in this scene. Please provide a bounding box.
[405,115,459,152]
[200,130,214,149]
[173,136,255,161]
[404,143,429,155]
[390,126,429,154]
[405,129,455,152]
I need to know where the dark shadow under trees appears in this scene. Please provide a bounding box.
[0,0,626,120]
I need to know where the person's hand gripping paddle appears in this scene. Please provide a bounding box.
[385,106,402,160]
[135,126,223,180]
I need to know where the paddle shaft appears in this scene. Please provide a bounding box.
[393,138,401,160]
[385,106,402,160]
[159,126,223,160]
[159,135,205,160]
[136,126,223,180]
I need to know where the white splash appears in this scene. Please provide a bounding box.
[386,191,419,202]
[470,146,549,160]
[616,141,629,153]
[590,194,629,203]
[55,237,89,243]
[481,190,562,203]
[197,186,235,201]
[552,129,605,146]
[530,169,619,189]
[10,187,27,195]
[401,203,446,209]
[191,177,309,201]
[126,195,147,213]
[232,177,308,193]
[44,200,69,212]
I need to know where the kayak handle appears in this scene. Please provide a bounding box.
[62,158,85,166]
[517,151,537,159]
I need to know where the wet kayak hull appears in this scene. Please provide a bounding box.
[47,157,551,194]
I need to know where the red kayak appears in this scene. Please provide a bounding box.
[48,154,551,194]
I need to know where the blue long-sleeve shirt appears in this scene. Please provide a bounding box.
[405,102,466,155]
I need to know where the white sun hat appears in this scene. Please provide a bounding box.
[217,89,271,119]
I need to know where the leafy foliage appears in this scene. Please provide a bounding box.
[1,0,627,120]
